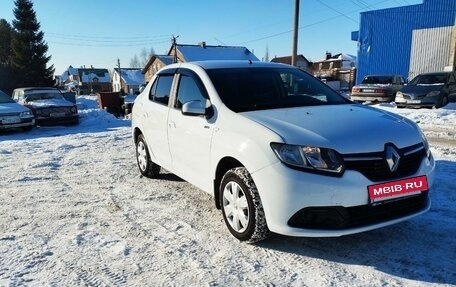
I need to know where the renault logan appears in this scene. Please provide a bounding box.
[132,61,435,243]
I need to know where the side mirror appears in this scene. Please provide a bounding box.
[182,100,206,116]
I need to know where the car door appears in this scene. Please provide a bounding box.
[167,69,214,192]
[140,71,175,170]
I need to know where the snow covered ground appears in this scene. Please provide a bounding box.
[1,96,455,287]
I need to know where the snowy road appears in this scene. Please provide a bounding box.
[0,98,455,286]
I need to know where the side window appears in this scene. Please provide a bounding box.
[149,74,173,105]
[175,74,207,109]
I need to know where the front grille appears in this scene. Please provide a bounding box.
[343,143,425,182]
[36,107,73,116]
[288,192,428,229]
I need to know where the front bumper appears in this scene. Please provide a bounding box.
[395,95,441,108]
[35,115,79,126]
[350,93,393,103]
[251,153,435,237]
[0,117,35,130]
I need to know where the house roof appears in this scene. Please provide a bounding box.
[79,68,111,83]
[114,68,144,85]
[271,55,310,65]
[142,55,174,74]
[60,66,111,83]
[170,44,259,62]
[314,53,357,69]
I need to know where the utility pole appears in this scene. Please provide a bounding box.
[172,35,179,64]
[117,58,122,93]
[292,0,300,67]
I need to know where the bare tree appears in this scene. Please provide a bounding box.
[129,54,140,68]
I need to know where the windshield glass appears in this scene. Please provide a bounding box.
[25,91,63,101]
[206,67,350,112]
[409,73,447,85]
[361,76,393,85]
[0,90,15,103]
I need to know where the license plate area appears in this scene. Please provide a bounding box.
[407,100,421,104]
[363,89,374,93]
[1,116,21,124]
[50,112,66,118]
[368,175,428,204]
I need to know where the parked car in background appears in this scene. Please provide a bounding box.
[350,74,405,103]
[395,71,456,109]
[12,87,79,126]
[0,90,35,131]
[132,61,434,243]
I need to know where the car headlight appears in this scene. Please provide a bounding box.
[419,130,431,159]
[20,111,32,117]
[70,107,77,113]
[270,143,344,175]
[426,91,440,97]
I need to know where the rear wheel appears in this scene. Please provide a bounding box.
[136,134,160,178]
[220,167,269,243]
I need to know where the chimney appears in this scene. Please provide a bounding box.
[199,41,206,48]
[325,52,332,60]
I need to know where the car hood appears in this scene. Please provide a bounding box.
[241,104,422,154]
[0,102,30,114]
[26,98,74,108]
[401,84,444,95]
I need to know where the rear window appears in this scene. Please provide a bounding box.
[361,76,394,85]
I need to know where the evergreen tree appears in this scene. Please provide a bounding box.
[0,19,15,94]
[11,0,55,87]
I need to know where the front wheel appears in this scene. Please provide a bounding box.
[136,134,161,178]
[220,167,269,243]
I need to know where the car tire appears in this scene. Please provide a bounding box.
[220,167,269,243]
[439,96,449,108]
[136,134,161,178]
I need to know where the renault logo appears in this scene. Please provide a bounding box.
[385,146,401,172]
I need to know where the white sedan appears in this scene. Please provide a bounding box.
[132,61,435,243]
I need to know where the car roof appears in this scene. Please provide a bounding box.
[14,87,59,92]
[416,71,452,76]
[163,60,294,71]
[363,74,400,77]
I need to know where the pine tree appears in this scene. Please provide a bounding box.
[0,19,15,94]
[10,0,55,88]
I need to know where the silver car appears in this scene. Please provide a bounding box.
[0,90,35,131]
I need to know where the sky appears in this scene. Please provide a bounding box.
[0,0,421,75]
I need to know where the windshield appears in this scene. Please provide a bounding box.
[0,90,15,103]
[25,91,64,101]
[409,73,447,85]
[206,67,350,112]
[361,76,393,85]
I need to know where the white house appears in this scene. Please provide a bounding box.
[112,68,145,94]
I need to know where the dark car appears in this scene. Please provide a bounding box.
[350,74,405,103]
[0,90,35,131]
[395,71,456,108]
[12,87,79,126]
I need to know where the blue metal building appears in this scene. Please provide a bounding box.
[352,0,456,83]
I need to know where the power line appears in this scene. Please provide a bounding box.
[315,0,359,23]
